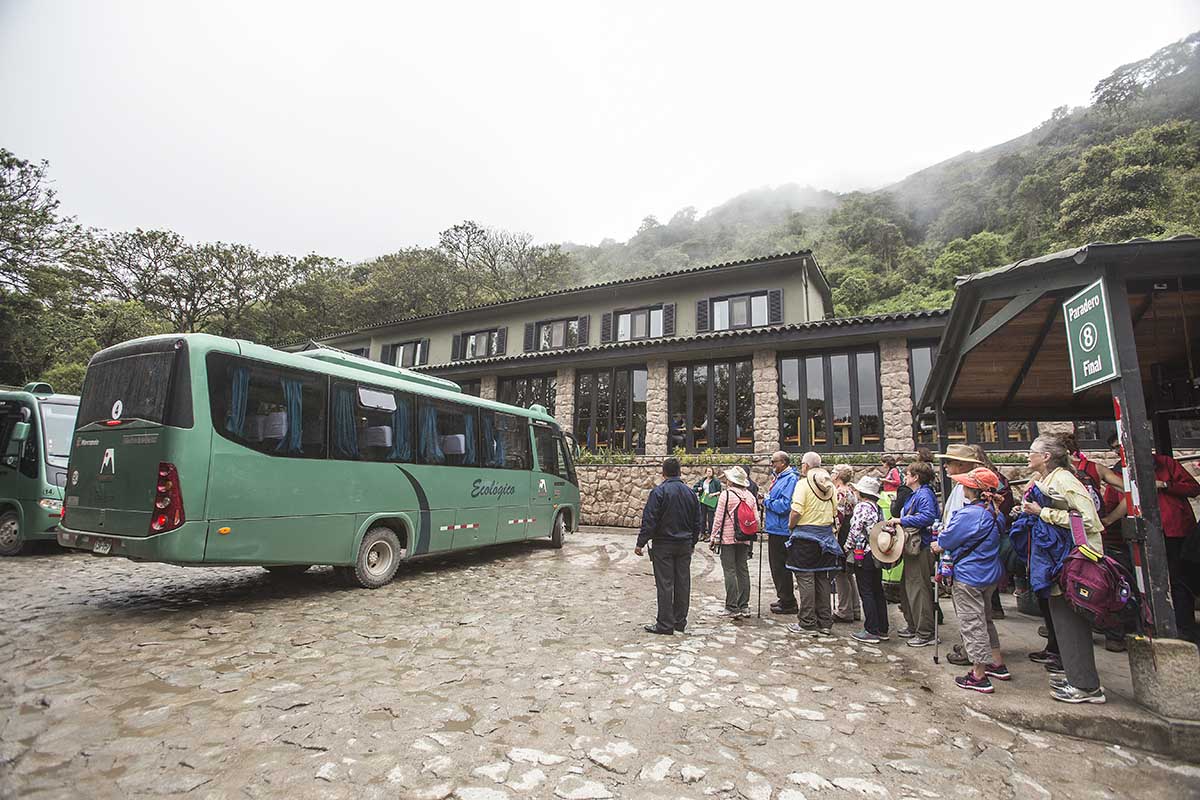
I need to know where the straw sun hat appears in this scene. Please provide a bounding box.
[868,519,905,565]
[723,466,750,488]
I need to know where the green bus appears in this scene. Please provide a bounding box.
[0,384,79,555]
[57,334,580,587]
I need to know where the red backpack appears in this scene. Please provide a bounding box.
[717,492,758,543]
[1058,511,1144,629]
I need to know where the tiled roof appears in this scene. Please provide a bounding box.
[301,250,820,344]
[416,308,949,371]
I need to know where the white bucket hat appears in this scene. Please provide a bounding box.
[723,466,750,488]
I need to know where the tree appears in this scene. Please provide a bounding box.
[0,149,76,291]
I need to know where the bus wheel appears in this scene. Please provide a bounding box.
[345,526,402,589]
[0,510,25,557]
[549,512,566,549]
[263,565,311,577]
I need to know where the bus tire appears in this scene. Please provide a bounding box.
[549,512,566,549]
[0,510,25,557]
[345,526,402,589]
[263,565,311,577]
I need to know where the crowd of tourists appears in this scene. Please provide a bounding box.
[636,433,1200,705]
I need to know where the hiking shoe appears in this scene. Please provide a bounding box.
[1052,684,1106,704]
[984,663,1012,681]
[1038,625,1049,638]
[771,605,799,615]
[1044,659,1065,675]
[717,608,738,617]
[736,608,752,618]
[818,628,833,637]
[787,623,820,637]
[907,636,936,648]
[1105,638,1127,653]
[851,630,882,644]
[1049,675,1070,689]
[875,632,890,641]
[1028,649,1057,664]
[946,645,971,666]
[955,671,995,694]
[895,627,916,639]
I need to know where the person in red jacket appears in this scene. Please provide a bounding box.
[1153,452,1200,641]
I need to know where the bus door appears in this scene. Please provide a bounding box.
[530,423,567,539]
[481,411,528,544]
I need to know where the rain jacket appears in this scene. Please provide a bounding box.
[899,484,939,548]
[1009,484,1072,596]
[763,467,799,536]
[938,501,1002,588]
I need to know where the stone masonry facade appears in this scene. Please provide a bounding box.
[880,338,915,453]
[645,358,669,457]
[752,350,780,455]
[554,366,575,433]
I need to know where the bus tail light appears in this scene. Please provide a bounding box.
[150,462,185,533]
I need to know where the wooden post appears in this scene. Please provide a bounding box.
[1106,269,1177,639]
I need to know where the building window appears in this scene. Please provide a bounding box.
[1075,420,1118,450]
[537,318,580,351]
[574,366,647,452]
[712,293,769,331]
[616,307,664,341]
[668,359,753,452]
[381,339,428,368]
[345,347,369,358]
[908,342,1038,450]
[458,380,481,397]
[461,329,500,360]
[780,350,880,451]
[498,373,556,414]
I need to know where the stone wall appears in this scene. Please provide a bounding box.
[752,349,780,455]
[645,359,668,457]
[479,375,497,401]
[880,338,915,453]
[554,366,575,432]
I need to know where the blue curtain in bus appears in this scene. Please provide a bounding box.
[463,411,476,464]
[389,395,412,461]
[225,366,249,436]
[480,412,495,466]
[276,378,303,454]
[419,403,443,464]
[333,384,358,458]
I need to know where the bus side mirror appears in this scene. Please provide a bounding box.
[10,422,30,443]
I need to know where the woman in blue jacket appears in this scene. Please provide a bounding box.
[933,467,1008,693]
[883,461,939,646]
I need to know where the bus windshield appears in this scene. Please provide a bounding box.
[40,403,77,465]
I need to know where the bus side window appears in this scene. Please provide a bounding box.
[481,411,530,470]
[533,426,559,476]
[417,398,478,467]
[354,384,414,463]
[207,353,328,459]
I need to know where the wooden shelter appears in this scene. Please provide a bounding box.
[921,236,1200,637]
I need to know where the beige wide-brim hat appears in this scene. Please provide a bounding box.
[723,466,750,488]
[868,520,905,565]
[932,444,985,465]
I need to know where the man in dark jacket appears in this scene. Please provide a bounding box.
[636,457,703,634]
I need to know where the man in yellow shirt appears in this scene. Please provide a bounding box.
[786,452,840,636]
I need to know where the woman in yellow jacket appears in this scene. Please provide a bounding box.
[1021,434,1106,704]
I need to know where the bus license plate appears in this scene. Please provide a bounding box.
[92,539,112,555]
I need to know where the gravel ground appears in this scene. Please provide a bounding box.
[2,532,1199,799]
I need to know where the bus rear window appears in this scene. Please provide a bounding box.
[78,350,192,428]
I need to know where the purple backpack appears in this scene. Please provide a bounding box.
[1058,511,1139,629]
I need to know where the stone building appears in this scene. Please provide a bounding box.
[302,251,1054,525]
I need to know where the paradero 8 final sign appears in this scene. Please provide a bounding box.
[1063,278,1119,393]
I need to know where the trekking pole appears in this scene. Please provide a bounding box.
[933,570,940,664]
[757,532,764,618]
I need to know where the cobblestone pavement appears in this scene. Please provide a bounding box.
[3,533,1200,800]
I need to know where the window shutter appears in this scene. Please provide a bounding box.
[380,344,395,365]
[523,322,536,352]
[696,299,710,333]
[495,327,507,355]
[419,338,430,366]
[600,312,613,343]
[577,315,590,346]
[768,288,784,325]
[662,303,676,336]
[451,334,462,361]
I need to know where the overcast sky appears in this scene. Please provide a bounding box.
[2,1,1199,262]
